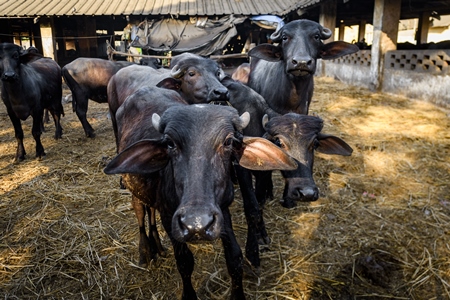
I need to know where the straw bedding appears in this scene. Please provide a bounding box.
[0,77,449,299]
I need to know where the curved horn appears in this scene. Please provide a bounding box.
[170,64,185,79]
[270,23,283,42]
[152,113,161,131]
[320,27,332,40]
[262,114,269,128]
[239,112,250,129]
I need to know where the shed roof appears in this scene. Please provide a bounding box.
[0,0,322,18]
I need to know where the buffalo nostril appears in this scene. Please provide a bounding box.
[292,58,298,66]
[178,214,190,236]
[213,88,229,100]
[292,188,301,199]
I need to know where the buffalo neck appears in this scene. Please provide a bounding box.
[249,60,315,115]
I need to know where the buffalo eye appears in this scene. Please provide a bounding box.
[224,138,233,147]
[282,34,288,41]
[217,69,225,80]
[188,70,195,77]
[314,34,321,41]
[313,139,320,150]
[164,136,176,150]
[274,137,284,148]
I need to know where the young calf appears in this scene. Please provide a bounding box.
[222,77,353,270]
[104,85,297,299]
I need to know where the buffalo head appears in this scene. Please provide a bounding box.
[248,19,359,77]
[105,104,297,242]
[167,53,230,104]
[263,113,353,208]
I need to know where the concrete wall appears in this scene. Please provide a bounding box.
[319,49,450,109]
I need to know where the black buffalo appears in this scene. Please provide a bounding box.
[104,85,296,299]
[247,19,359,115]
[106,54,234,262]
[61,57,136,137]
[108,52,230,147]
[223,77,352,269]
[0,43,64,162]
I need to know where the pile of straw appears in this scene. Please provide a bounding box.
[0,77,448,299]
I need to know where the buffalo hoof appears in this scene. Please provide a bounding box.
[13,156,25,163]
[243,258,260,278]
[257,235,271,245]
[54,129,63,139]
[36,152,46,160]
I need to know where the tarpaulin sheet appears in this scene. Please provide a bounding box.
[130,15,246,56]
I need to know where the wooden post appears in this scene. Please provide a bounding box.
[358,20,367,42]
[319,0,337,42]
[417,11,430,45]
[31,19,43,52]
[39,18,56,60]
[338,22,345,41]
[370,0,401,91]
[77,16,97,57]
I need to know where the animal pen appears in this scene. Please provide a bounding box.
[0,75,448,299]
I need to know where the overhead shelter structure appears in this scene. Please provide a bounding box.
[0,0,322,66]
[0,0,449,107]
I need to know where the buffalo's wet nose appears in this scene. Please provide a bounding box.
[211,87,229,101]
[292,186,319,201]
[292,57,312,68]
[2,71,16,80]
[176,211,219,241]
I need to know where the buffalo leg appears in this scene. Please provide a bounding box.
[73,92,95,138]
[43,108,50,124]
[49,109,63,139]
[131,196,158,267]
[221,207,245,300]
[253,171,272,245]
[31,110,45,159]
[6,106,26,162]
[234,164,261,269]
[161,215,196,300]
[147,206,166,257]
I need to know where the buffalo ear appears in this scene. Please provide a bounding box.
[156,78,182,91]
[238,137,297,171]
[248,44,283,62]
[104,139,169,175]
[19,52,43,64]
[320,41,359,60]
[316,134,353,156]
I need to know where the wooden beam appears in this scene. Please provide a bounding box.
[358,20,367,42]
[417,11,430,44]
[369,0,401,91]
[319,0,337,42]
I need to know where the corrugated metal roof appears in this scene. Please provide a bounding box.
[0,0,322,17]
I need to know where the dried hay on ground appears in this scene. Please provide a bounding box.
[0,77,449,299]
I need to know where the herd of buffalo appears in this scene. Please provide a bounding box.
[0,20,359,299]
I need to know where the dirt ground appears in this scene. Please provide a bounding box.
[0,76,449,299]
